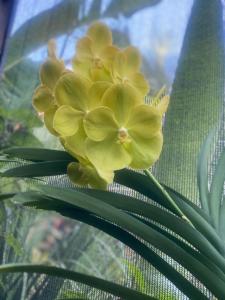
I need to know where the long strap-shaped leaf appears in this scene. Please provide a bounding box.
[78,188,225,271]
[197,128,216,214]
[155,0,225,200]
[2,158,224,257]
[0,264,156,300]
[32,185,225,298]
[115,169,225,255]
[3,147,74,162]
[20,194,208,299]
[210,148,225,230]
[132,213,225,283]
[1,160,72,177]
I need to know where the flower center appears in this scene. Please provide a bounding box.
[118,127,129,143]
[93,56,103,68]
[115,75,130,84]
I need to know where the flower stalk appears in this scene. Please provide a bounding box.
[144,169,195,228]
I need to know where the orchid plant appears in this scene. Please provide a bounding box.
[1,12,225,300]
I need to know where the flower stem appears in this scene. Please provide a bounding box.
[144,169,195,228]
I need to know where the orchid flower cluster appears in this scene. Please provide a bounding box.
[32,22,169,189]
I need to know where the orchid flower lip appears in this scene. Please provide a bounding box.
[118,127,129,143]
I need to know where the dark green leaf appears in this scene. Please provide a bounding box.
[210,148,225,229]
[197,128,216,214]
[115,169,176,213]
[115,169,225,256]
[0,264,156,300]
[4,147,74,162]
[1,160,72,177]
[19,194,207,300]
[165,185,225,256]
[0,193,16,200]
[57,187,225,276]
[29,185,225,298]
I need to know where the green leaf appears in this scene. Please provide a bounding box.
[0,193,16,200]
[133,214,225,283]
[3,147,74,162]
[115,169,175,213]
[219,201,225,241]
[57,289,89,300]
[197,128,216,214]
[27,185,225,298]
[209,148,225,229]
[4,234,23,257]
[61,187,225,276]
[115,168,225,256]
[1,160,72,178]
[5,1,79,68]
[5,0,161,69]
[0,264,156,300]
[165,185,225,256]
[123,260,147,293]
[155,0,225,200]
[20,194,207,299]
[0,59,39,110]
[104,0,161,17]
[8,131,43,148]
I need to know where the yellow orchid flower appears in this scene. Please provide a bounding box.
[32,21,169,190]
[67,160,114,189]
[32,40,65,135]
[112,46,150,96]
[52,72,112,139]
[83,84,163,171]
[72,22,119,82]
[40,39,65,90]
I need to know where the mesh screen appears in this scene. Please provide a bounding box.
[0,0,225,299]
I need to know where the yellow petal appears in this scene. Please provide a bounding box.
[156,95,170,115]
[63,125,87,159]
[123,46,141,73]
[112,51,127,78]
[44,105,58,136]
[97,168,114,184]
[101,45,120,69]
[72,57,91,79]
[88,81,112,110]
[53,105,83,137]
[87,166,113,189]
[129,72,150,96]
[75,36,93,61]
[128,132,163,169]
[85,138,131,171]
[87,22,112,52]
[32,85,54,112]
[84,107,118,141]
[127,105,162,139]
[102,83,142,126]
[40,58,64,90]
[55,72,90,111]
[90,67,112,82]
